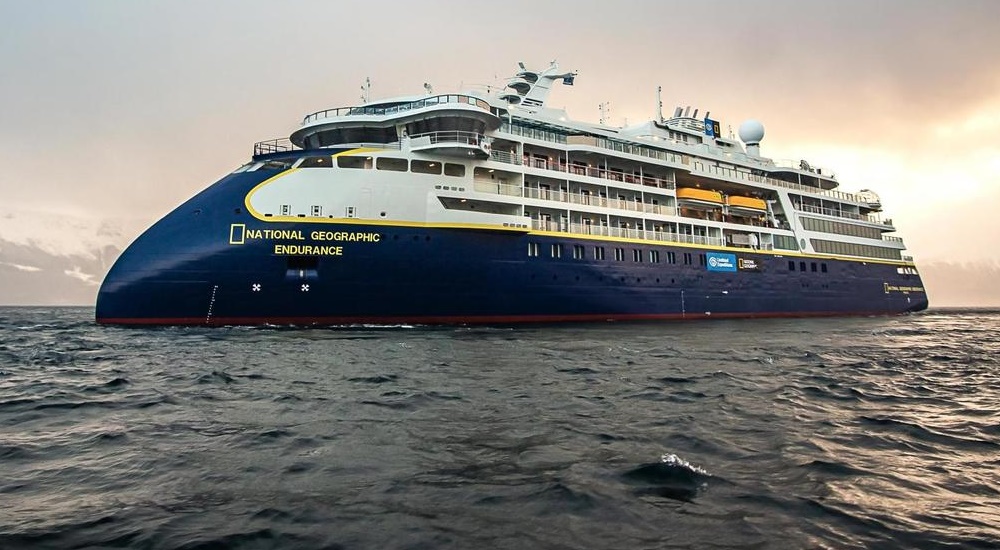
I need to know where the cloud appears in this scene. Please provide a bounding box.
[0,262,42,273]
[63,266,99,286]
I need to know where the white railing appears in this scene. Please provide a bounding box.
[302,94,494,125]
[472,182,676,216]
[489,150,521,165]
[473,181,523,196]
[499,123,685,166]
[772,158,835,178]
[795,203,884,224]
[488,150,676,189]
[693,163,864,204]
[498,124,870,208]
[408,130,484,147]
[252,138,401,157]
[532,220,725,246]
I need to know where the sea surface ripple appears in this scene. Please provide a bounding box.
[1,307,998,549]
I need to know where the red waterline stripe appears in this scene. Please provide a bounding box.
[96,310,900,326]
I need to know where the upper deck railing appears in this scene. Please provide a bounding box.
[795,203,886,225]
[302,94,494,125]
[252,138,404,157]
[409,130,485,147]
[771,158,836,179]
[532,219,728,247]
[488,150,676,190]
[693,164,863,203]
[253,138,300,157]
[497,123,870,205]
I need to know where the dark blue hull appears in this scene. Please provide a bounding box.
[96,170,928,325]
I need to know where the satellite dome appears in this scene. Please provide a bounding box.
[738,120,765,145]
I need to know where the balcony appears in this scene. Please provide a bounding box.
[408,131,490,159]
[487,150,676,189]
[795,203,887,225]
[472,181,675,216]
[531,220,724,247]
[692,163,865,204]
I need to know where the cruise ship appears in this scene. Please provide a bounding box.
[96,61,927,325]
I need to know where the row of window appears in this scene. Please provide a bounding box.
[800,216,882,240]
[811,239,902,260]
[528,242,858,276]
[789,260,829,273]
[528,242,693,265]
[251,155,469,177]
[337,156,466,176]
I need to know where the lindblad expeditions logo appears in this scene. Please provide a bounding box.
[706,252,737,272]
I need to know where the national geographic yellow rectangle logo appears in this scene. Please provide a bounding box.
[229,224,246,245]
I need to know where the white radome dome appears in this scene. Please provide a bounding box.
[738,120,765,144]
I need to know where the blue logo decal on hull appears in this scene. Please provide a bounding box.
[706,252,738,272]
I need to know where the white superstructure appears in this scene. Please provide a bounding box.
[245,61,908,264]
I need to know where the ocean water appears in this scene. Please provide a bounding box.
[1,308,998,550]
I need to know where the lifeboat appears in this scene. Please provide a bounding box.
[727,196,767,211]
[676,188,724,207]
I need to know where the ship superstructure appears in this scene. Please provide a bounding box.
[96,61,926,325]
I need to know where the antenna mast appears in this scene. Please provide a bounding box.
[656,86,663,123]
[599,102,610,125]
[360,77,371,104]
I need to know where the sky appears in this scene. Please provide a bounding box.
[1,0,999,301]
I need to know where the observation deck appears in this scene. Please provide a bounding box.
[290,94,503,151]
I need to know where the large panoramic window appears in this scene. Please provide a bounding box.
[299,156,332,168]
[810,239,902,260]
[411,160,442,175]
[773,235,799,251]
[800,217,882,240]
[259,159,295,171]
[337,156,372,169]
[376,157,407,171]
